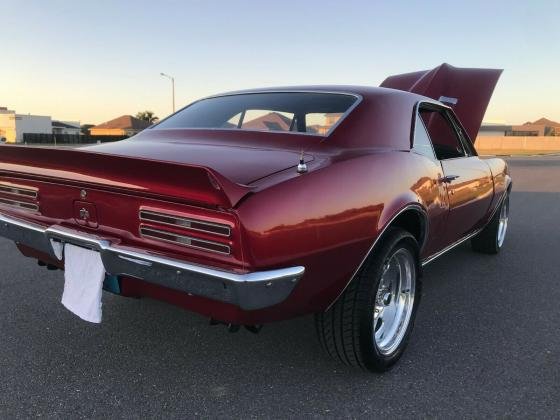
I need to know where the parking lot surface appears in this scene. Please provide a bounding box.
[1,157,559,418]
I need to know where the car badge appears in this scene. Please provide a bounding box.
[79,208,90,220]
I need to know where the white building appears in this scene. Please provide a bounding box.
[0,107,53,143]
[52,120,81,135]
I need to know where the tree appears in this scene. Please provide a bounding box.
[135,110,159,124]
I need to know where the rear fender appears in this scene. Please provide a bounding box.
[325,201,427,310]
[236,151,432,315]
[482,157,512,224]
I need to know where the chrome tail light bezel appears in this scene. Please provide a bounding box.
[138,208,234,256]
[0,181,39,212]
[0,197,39,211]
[139,226,231,255]
[139,209,231,237]
[0,182,38,199]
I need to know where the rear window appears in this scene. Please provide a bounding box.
[155,92,359,136]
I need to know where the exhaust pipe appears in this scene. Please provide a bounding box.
[209,318,262,334]
[37,260,59,271]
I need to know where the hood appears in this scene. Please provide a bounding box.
[381,63,502,141]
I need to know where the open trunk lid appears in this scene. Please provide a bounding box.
[381,63,502,141]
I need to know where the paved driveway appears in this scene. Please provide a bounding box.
[1,157,559,418]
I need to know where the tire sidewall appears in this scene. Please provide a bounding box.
[495,194,509,250]
[357,229,422,371]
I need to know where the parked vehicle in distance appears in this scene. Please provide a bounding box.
[0,64,510,372]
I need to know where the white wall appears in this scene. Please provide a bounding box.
[15,114,52,142]
[475,136,560,151]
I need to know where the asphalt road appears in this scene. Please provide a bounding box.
[1,156,559,419]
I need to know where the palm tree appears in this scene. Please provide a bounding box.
[135,111,159,124]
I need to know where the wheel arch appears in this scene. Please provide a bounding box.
[389,206,428,252]
[326,202,428,310]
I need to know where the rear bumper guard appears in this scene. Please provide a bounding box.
[0,212,304,310]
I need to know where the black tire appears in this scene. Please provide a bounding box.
[471,193,510,254]
[315,228,422,372]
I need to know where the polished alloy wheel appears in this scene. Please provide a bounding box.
[373,248,415,355]
[497,197,509,247]
[316,228,421,371]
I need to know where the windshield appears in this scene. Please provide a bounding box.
[155,92,359,136]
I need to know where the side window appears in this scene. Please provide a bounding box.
[412,114,436,160]
[420,109,466,160]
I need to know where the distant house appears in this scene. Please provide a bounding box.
[509,118,560,136]
[235,111,344,135]
[89,115,151,136]
[242,112,292,131]
[52,120,81,135]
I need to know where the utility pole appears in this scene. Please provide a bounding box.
[160,72,175,113]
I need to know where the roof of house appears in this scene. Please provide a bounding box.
[530,117,560,127]
[518,117,560,128]
[92,115,151,130]
[52,120,80,129]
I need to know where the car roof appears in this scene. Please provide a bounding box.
[213,85,439,105]
[175,86,445,150]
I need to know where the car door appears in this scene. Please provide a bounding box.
[410,111,450,256]
[419,104,493,244]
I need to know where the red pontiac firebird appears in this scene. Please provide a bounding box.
[0,64,510,371]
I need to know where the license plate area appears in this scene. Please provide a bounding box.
[61,243,106,323]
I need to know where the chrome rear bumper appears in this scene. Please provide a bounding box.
[0,212,304,310]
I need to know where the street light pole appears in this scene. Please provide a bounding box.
[160,72,175,113]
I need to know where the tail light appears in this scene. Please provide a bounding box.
[0,181,39,212]
[139,208,233,256]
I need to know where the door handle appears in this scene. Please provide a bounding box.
[439,175,460,184]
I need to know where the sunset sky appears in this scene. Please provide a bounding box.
[2,0,559,125]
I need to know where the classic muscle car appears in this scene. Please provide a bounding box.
[0,64,510,371]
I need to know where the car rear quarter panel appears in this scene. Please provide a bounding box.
[481,157,511,223]
[235,150,444,319]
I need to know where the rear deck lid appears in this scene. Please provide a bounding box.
[84,129,314,185]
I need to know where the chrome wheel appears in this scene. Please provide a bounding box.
[497,196,509,247]
[373,248,416,355]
